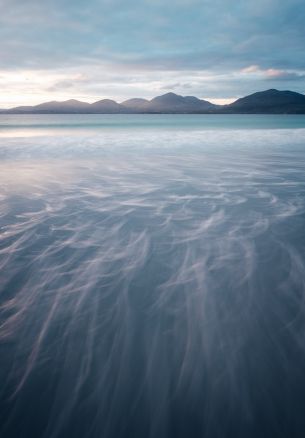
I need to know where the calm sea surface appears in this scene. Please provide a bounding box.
[1,114,305,438]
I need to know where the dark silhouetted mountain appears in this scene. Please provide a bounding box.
[8,99,91,114]
[1,89,305,114]
[121,98,149,111]
[90,99,130,113]
[222,89,305,114]
[6,98,129,114]
[143,92,216,113]
[4,106,34,113]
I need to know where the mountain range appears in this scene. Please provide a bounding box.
[1,89,305,114]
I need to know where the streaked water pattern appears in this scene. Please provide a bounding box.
[1,115,305,438]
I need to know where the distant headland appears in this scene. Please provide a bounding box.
[1,89,305,114]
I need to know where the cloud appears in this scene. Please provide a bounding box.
[265,69,305,80]
[0,0,305,105]
[241,65,305,82]
[241,65,260,74]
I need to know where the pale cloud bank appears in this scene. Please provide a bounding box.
[0,0,305,106]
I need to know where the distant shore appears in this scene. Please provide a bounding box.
[1,89,305,115]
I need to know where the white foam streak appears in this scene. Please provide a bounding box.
[1,128,305,437]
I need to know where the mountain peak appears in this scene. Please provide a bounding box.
[147,92,215,112]
[226,88,305,113]
[65,99,83,103]
[2,89,305,114]
[151,92,183,102]
[92,99,118,104]
[121,98,149,110]
[160,92,180,97]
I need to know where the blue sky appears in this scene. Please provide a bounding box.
[1,0,305,106]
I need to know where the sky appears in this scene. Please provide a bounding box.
[0,0,305,107]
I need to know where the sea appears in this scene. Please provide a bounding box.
[1,114,305,438]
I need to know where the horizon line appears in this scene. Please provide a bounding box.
[0,88,303,111]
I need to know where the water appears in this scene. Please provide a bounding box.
[2,113,305,137]
[1,114,305,438]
